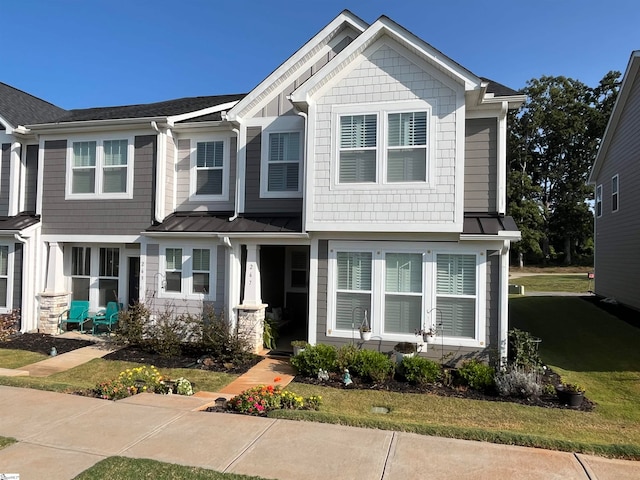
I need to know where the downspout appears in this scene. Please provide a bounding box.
[14,233,30,332]
[229,127,241,221]
[151,121,164,223]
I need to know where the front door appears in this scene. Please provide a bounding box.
[128,257,140,306]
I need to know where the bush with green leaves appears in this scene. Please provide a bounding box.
[336,344,360,371]
[352,349,395,383]
[400,355,442,384]
[115,302,149,347]
[457,359,495,391]
[495,366,543,398]
[227,385,322,415]
[290,343,338,376]
[508,328,542,371]
[0,309,19,342]
[145,309,191,357]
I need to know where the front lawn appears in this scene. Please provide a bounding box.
[510,274,591,293]
[0,349,47,369]
[271,297,640,458]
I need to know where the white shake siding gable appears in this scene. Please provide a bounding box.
[309,41,461,230]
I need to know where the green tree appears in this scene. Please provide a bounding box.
[507,72,620,265]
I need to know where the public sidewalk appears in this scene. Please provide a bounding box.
[1,385,639,480]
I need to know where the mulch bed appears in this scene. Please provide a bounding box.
[0,333,95,355]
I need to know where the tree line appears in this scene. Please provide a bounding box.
[507,71,620,267]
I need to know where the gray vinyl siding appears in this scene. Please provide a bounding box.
[24,144,38,212]
[12,242,22,310]
[465,118,497,213]
[0,144,10,216]
[41,136,155,235]
[165,135,175,215]
[175,137,237,212]
[593,71,640,310]
[314,240,496,363]
[144,242,225,316]
[244,126,303,214]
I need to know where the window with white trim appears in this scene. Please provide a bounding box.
[436,254,477,338]
[0,246,8,308]
[68,245,121,307]
[339,114,377,183]
[596,184,602,218]
[612,174,619,212]
[160,246,215,299]
[196,141,224,196]
[267,132,301,192]
[67,137,133,198]
[328,242,483,346]
[334,101,433,186]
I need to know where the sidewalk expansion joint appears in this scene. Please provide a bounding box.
[573,453,594,480]
[380,431,397,480]
[116,410,189,455]
[222,417,278,473]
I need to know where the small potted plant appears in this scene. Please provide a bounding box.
[291,340,308,356]
[359,324,372,341]
[416,327,437,344]
[393,342,417,363]
[555,383,585,408]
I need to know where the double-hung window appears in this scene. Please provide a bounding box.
[267,132,301,192]
[69,246,121,307]
[384,253,423,334]
[335,252,372,330]
[387,112,427,182]
[68,137,133,198]
[612,175,619,212]
[0,246,9,308]
[196,141,224,196]
[436,254,477,338]
[339,114,377,183]
[596,185,603,217]
[161,246,215,299]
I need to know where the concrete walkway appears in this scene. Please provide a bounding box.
[0,385,639,480]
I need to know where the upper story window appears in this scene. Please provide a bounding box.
[267,132,301,192]
[189,135,229,201]
[67,136,134,199]
[258,116,304,199]
[596,184,602,217]
[333,101,433,187]
[611,174,619,212]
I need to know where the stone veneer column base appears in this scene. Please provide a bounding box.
[38,292,70,335]
[235,304,267,354]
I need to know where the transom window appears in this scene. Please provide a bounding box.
[68,137,133,198]
[268,132,301,192]
[161,246,215,299]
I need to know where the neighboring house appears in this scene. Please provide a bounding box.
[6,10,523,362]
[589,50,640,312]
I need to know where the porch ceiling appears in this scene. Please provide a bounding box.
[146,212,303,234]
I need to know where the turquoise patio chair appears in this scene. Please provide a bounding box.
[58,300,90,333]
[91,302,120,335]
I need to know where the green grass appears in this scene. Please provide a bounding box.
[0,348,48,368]
[74,457,269,480]
[0,436,16,449]
[511,274,592,293]
[267,297,640,459]
[0,358,237,394]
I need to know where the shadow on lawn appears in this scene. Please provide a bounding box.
[509,295,640,373]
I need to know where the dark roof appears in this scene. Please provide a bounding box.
[462,214,519,235]
[480,77,520,97]
[146,212,303,234]
[56,93,247,123]
[0,213,40,232]
[0,82,67,127]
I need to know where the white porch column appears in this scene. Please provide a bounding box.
[45,242,66,293]
[242,243,262,306]
[499,240,510,367]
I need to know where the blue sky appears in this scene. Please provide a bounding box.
[1,0,638,109]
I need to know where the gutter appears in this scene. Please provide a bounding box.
[142,231,309,240]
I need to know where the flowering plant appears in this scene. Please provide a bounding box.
[175,377,194,396]
[227,385,323,415]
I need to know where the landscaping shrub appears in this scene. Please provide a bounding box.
[145,310,191,358]
[400,355,442,384]
[198,307,254,365]
[227,385,322,415]
[352,349,395,383]
[0,309,19,342]
[495,366,543,398]
[458,359,495,391]
[290,344,338,376]
[336,344,360,371]
[115,302,149,347]
[508,328,542,371]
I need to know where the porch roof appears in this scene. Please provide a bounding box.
[0,213,40,232]
[146,212,303,234]
[462,214,519,235]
